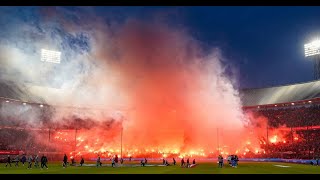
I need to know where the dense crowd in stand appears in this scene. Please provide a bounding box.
[1,104,320,160]
[250,104,320,127]
[0,129,48,151]
[244,104,320,159]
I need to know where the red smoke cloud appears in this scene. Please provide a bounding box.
[2,8,251,157]
[71,19,249,155]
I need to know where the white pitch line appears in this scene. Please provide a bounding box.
[273,164,291,168]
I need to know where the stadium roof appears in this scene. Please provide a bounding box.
[240,79,320,107]
[2,78,320,108]
[0,80,45,103]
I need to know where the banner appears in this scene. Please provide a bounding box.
[0,150,20,155]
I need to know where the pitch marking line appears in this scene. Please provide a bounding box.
[273,164,291,168]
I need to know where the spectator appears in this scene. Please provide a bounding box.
[80,156,84,166]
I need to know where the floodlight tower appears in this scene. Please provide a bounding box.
[40,49,62,88]
[41,49,61,64]
[304,39,320,80]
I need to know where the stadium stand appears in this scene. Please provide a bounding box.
[0,80,45,103]
[240,80,320,159]
[0,79,319,160]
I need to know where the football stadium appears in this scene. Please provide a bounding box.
[0,7,320,174]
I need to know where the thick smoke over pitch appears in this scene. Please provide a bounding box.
[0,7,249,154]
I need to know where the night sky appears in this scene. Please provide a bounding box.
[123,6,320,89]
[2,6,320,89]
[180,6,320,89]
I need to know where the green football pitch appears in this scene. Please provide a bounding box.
[0,161,319,174]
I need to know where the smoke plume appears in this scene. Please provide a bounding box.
[0,7,248,155]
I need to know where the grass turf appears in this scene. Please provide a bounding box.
[0,161,319,174]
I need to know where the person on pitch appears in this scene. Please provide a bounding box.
[5,155,12,167]
[62,154,68,168]
[27,155,33,169]
[80,156,84,166]
[14,155,19,167]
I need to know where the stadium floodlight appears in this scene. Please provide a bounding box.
[304,39,320,57]
[304,39,320,79]
[5,100,9,103]
[39,104,44,108]
[41,49,61,64]
[23,102,26,105]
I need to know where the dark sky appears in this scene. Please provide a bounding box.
[103,6,320,89]
[2,6,320,89]
[181,6,320,89]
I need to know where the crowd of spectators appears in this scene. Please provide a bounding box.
[1,102,320,160]
[246,104,320,128]
[244,104,320,159]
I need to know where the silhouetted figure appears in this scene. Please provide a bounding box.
[96,155,101,167]
[173,158,176,165]
[112,157,116,167]
[234,155,239,167]
[165,159,169,166]
[34,155,39,168]
[71,157,75,166]
[187,158,190,168]
[14,155,19,167]
[5,155,11,167]
[115,155,119,164]
[181,158,185,167]
[80,157,84,166]
[218,155,223,168]
[141,158,145,167]
[27,155,33,169]
[63,154,68,168]
[21,155,26,166]
[41,154,48,169]
[192,159,196,164]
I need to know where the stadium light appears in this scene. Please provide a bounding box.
[40,104,44,108]
[22,102,26,105]
[41,49,61,64]
[304,39,320,57]
[5,100,9,103]
[304,39,320,79]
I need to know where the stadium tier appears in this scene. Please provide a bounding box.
[0,80,320,159]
